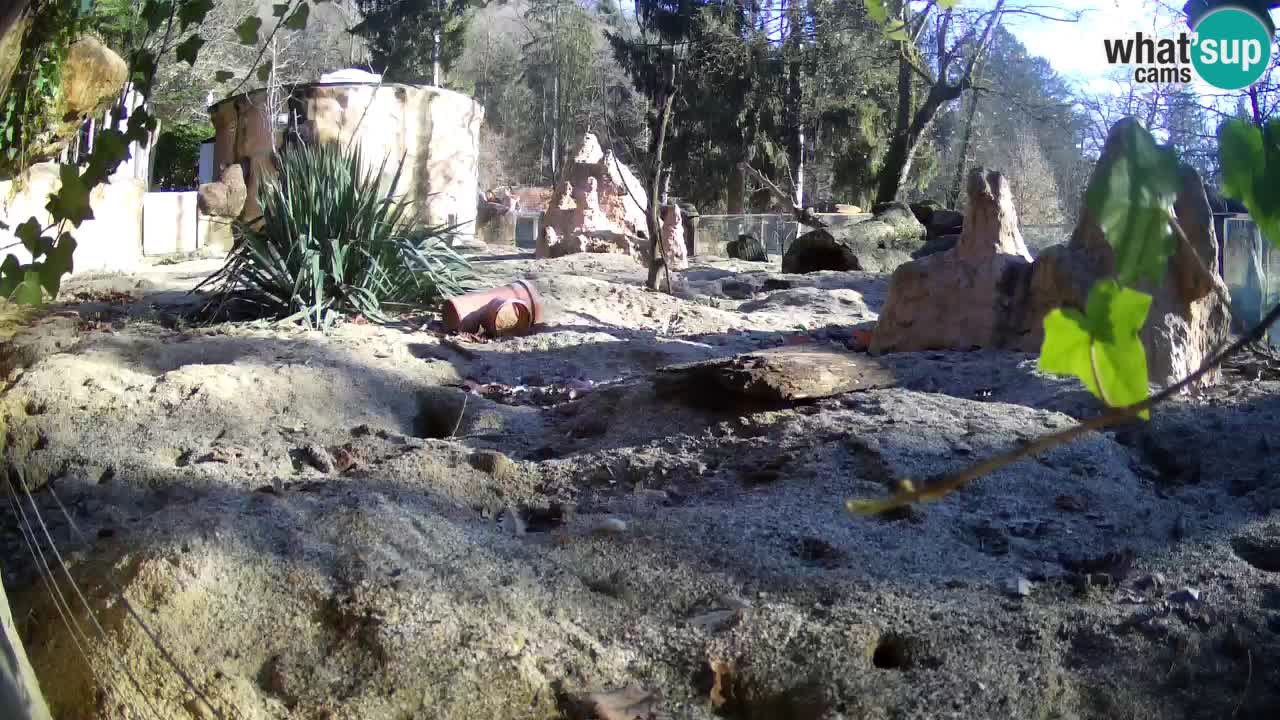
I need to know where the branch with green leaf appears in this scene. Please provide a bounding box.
[848,117,1280,516]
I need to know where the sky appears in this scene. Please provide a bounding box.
[1003,0,1174,88]
[1002,1,1280,92]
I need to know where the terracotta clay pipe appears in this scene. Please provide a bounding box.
[443,279,545,334]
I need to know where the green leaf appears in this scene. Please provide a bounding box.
[175,34,205,66]
[273,3,289,16]
[126,107,158,148]
[0,256,20,298]
[39,234,77,298]
[142,0,173,34]
[14,218,45,257]
[1218,119,1280,249]
[46,165,94,227]
[129,50,159,98]
[179,0,215,30]
[865,0,889,24]
[1083,120,1180,286]
[284,3,310,30]
[256,61,273,82]
[1039,280,1152,419]
[12,270,44,306]
[884,23,909,41]
[236,16,263,45]
[214,70,236,83]
[83,129,131,187]
[937,0,960,7]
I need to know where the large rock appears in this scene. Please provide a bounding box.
[60,36,127,121]
[11,34,128,167]
[660,203,689,271]
[781,201,925,274]
[871,169,1035,354]
[872,118,1232,392]
[928,209,965,237]
[196,164,247,219]
[536,133,650,261]
[1022,135,1231,390]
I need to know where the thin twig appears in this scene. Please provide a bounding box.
[450,392,469,438]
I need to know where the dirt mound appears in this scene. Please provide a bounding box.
[3,251,1280,719]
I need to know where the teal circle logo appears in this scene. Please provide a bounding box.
[1191,7,1274,90]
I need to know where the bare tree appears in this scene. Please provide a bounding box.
[874,0,1079,204]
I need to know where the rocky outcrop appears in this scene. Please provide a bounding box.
[660,203,689,271]
[909,202,966,260]
[60,36,127,122]
[536,133,650,261]
[782,201,925,274]
[871,169,1035,354]
[7,34,128,168]
[726,235,768,262]
[1023,145,1231,390]
[209,83,484,235]
[196,165,248,219]
[872,119,1232,392]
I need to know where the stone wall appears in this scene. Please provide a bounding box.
[208,83,485,237]
[0,162,144,274]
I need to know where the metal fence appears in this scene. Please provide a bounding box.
[691,213,874,257]
[1222,215,1279,347]
[1021,224,1071,256]
[690,214,1071,259]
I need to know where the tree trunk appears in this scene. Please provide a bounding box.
[432,31,441,86]
[727,156,746,214]
[551,72,560,180]
[645,63,677,292]
[947,85,981,207]
[876,46,916,204]
[1,577,51,720]
[784,1,804,208]
[0,0,33,115]
[876,81,960,204]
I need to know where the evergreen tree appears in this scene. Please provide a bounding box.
[353,0,482,85]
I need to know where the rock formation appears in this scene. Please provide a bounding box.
[726,234,768,262]
[872,118,1232,392]
[209,83,484,233]
[536,133,650,261]
[781,201,925,274]
[660,203,689,271]
[1,33,127,171]
[1023,146,1231,390]
[196,164,248,219]
[870,169,1034,354]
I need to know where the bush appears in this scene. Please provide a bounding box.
[151,122,212,190]
[198,142,474,329]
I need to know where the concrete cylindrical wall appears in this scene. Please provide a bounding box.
[209,82,485,237]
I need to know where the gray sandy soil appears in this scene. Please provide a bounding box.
[2,247,1279,719]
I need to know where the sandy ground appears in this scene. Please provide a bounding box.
[2,245,1280,719]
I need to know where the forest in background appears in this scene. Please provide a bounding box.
[85,0,1278,219]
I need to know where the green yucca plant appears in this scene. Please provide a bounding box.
[197,142,475,329]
